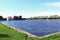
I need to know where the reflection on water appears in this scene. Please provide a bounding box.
[1,20,60,36]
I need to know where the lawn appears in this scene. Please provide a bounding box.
[0,23,60,40]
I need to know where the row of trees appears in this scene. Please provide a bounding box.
[27,15,60,20]
[0,15,60,20]
[13,16,26,20]
[0,16,7,20]
[13,16,22,20]
[0,15,26,20]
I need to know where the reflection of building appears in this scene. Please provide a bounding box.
[7,16,12,21]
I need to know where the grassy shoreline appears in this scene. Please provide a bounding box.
[1,23,38,37]
[0,23,40,40]
[0,23,60,40]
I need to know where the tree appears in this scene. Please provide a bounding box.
[19,16,22,20]
[14,16,18,20]
[0,16,3,20]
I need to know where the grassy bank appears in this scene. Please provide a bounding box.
[0,23,60,40]
[0,23,40,40]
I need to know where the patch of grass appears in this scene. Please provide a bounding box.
[0,34,10,38]
[39,34,60,40]
[0,23,60,40]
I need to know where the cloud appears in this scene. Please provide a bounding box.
[42,2,60,7]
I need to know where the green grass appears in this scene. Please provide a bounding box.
[0,23,60,40]
[40,34,60,40]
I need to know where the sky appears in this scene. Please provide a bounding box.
[0,0,60,18]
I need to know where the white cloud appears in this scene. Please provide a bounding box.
[42,2,60,7]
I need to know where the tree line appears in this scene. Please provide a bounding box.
[26,15,60,20]
[0,15,26,20]
[0,15,60,20]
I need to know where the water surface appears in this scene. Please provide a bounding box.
[1,20,60,36]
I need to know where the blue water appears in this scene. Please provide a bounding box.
[1,20,60,36]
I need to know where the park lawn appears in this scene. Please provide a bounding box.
[0,23,60,40]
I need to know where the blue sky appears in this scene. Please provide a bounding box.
[0,0,60,18]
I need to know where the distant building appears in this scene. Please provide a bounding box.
[7,16,12,21]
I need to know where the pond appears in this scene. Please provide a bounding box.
[1,20,60,36]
